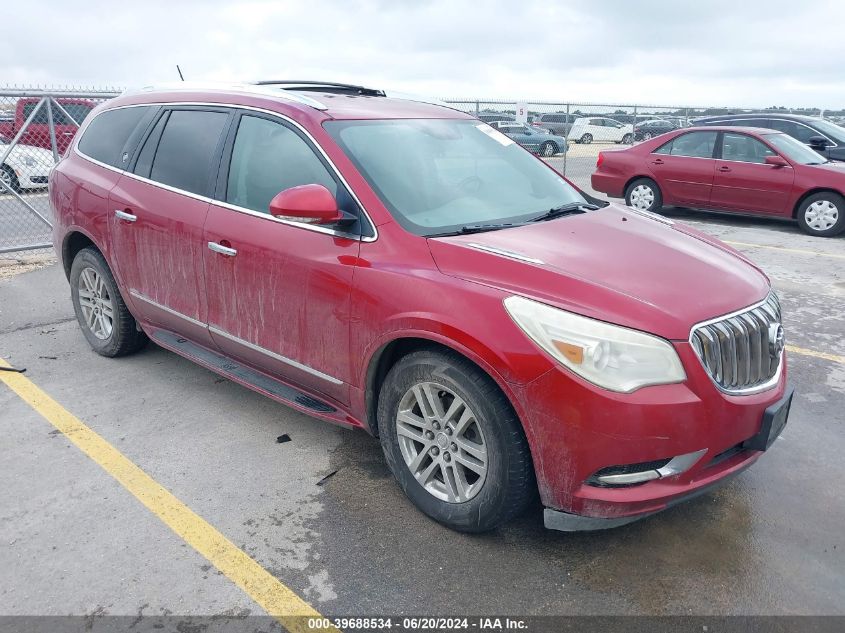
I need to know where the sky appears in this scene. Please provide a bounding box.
[2,0,844,109]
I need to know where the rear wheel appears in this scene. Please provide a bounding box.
[622,133,634,144]
[378,349,535,532]
[579,133,593,145]
[540,141,557,157]
[0,164,20,193]
[70,247,148,357]
[625,178,663,213]
[796,192,845,237]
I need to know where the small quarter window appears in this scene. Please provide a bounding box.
[78,106,151,168]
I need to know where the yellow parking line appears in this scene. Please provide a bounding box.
[0,358,338,633]
[786,345,845,364]
[725,240,845,260]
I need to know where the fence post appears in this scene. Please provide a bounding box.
[46,98,59,164]
[563,103,570,178]
[632,105,638,144]
[475,100,480,116]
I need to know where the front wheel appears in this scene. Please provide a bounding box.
[625,178,663,213]
[579,133,593,144]
[70,247,148,357]
[797,192,845,237]
[378,349,535,532]
[540,141,557,157]
[0,164,20,193]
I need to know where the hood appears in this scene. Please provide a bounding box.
[427,203,770,340]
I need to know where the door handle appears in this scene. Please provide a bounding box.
[718,166,731,172]
[208,241,237,257]
[114,209,137,222]
[652,159,664,165]
[62,132,74,136]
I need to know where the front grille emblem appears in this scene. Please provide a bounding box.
[769,323,785,358]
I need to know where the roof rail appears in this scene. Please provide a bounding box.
[136,82,329,110]
[253,80,385,97]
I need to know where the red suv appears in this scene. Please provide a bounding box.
[50,82,792,533]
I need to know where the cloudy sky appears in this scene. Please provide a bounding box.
[3,0,844,109]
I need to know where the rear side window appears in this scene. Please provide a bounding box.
[654,131,717,158]
[144,110,228,195]
[78,106,151,168]
[226,115,337,213]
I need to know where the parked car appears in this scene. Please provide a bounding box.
[0,97,97,153]
[592,126,845,236]
[533,112,577,136]
[568,117,634,144]
[695,113,845,162]
[476,112,514,124]
[489,121,567,156]
[0,141,54,192]
[634,119,677,141]
[51,82,790,534]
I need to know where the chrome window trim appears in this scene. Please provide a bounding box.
[129,291,344,385]
[687,293,784,396]
[129,290,206,328]
[73,101,378,242]
[208,326,344,385]
[704,117,837,148]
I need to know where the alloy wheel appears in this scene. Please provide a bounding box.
[804,200,839,232]
[0,169,12,192]
[77,267,114,340]
[395,381,488,503]
[630,184,655,210]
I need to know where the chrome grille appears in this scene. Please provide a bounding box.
[690,293,783,394]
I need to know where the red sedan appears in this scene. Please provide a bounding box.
[591,126,845,237]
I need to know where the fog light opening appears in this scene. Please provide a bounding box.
[588,449,707,488]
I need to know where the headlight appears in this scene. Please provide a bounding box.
[21,156,37,167]
[504,296,686,393]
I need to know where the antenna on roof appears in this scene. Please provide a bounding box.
[176,65,185,82]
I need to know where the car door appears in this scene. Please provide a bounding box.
[711,132,795,214]
[203,111,366,404]
[648,131,717,206]
[109,107,232,345]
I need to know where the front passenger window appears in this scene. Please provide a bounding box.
[226,116,338,214]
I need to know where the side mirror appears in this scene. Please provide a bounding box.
[268,184,343,225]
[765,155,790,167]
[808,135,829,149]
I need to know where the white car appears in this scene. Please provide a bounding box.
[567,117,634,144]
[0,143,54,193]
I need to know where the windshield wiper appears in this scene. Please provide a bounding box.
[426,222,528,237]
[530,202,599,222]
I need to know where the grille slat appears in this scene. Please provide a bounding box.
[690,293,783,394]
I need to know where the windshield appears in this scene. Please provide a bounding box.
[811,118,845,143]
[324,119,586,236]
[765,133,828,164]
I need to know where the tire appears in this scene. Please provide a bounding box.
[622,133,633,144]
[625,177,663,213]
[796,191,845,237]
[580,133,593,145]
[70,247,148,357]
[378,349,535,532]
[540,141,557,157]
[0,164,20,193]
[643,132,653,140]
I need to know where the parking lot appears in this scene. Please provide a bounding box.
[2,152,843,629]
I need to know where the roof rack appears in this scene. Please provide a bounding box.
[253,80,386,97]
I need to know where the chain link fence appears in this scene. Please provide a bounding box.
[443,99,832,192]
[0,88,120,257]
[0,85,835,255]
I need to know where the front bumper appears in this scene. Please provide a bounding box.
[512,342,789,527]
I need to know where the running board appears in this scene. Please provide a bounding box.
[149,329,354,424]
